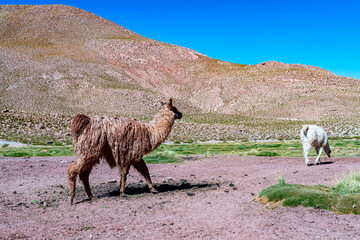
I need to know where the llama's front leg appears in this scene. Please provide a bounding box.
[79,166,94,201]
[133,158,158,194]
[315,147,323,165]
[119,164,131,197]
[68,160,80,205]
[303,144,312,166]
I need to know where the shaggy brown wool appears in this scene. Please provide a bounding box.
[68,99,182,204]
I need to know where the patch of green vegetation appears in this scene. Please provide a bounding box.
[152,141,304,157]
[0,145,75,157]
[258,172,360,215]
[256,151,279,157]
[334,171,360,194]
[1,139,359,159]
[82,226,95,231]
[144,150,184,164]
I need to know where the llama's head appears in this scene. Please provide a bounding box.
[324,145,331,158]
[160,98,182,119]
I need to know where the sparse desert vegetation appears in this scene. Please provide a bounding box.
[2,110,360,145]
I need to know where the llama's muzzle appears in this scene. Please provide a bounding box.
[176,111,182,119]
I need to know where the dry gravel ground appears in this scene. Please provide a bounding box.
[1,155,360,239]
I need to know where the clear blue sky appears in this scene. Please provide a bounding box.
[2,0,360,79]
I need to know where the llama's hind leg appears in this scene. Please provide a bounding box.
[79,165,95,201]
[119,163,131,197]
[303,144,312,166]
[315,147,323,165]
[68,160,80,205]
[133,158,158,194]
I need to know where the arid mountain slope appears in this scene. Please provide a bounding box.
[1,4,359,122]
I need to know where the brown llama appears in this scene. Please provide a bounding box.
[68,98,182,204]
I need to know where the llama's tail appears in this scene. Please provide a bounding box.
[71,114,91,141]
[301,125,310,138]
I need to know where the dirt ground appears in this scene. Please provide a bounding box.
[1,155,360,239]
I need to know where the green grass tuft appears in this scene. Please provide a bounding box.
[334,171,360,194]
[277,175,286,185]
[258,172,360,214]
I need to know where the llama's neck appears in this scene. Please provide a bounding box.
[147,110,175,150]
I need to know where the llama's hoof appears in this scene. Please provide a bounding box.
[120,194,127,198]
[70,195,75,205]
[150,188,159,194]
[306,163,310,167]
[316,162,321,165]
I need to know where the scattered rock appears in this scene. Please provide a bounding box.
[293,170,298,174]
[16,202,29,208]
[229,183,235,187]
[186,192,195,196]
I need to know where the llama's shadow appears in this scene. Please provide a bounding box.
[319,161,334,165]
[308,161,334,166]
[72,180,220,204]
[100,180,219,198]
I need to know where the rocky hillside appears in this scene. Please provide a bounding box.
[1,4,360,143]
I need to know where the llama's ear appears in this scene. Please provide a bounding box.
[169,98,173,106]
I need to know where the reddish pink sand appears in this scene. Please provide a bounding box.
[1,155,359,239]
